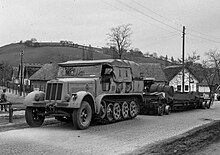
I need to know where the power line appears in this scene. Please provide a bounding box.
[131,0,183,27]
[187,28,220,40]
[188,33,220,43]
[115,0,182,32]
[101,0,177,33]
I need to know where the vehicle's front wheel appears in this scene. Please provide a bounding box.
[72,101,92,130]
[25,107,45,127]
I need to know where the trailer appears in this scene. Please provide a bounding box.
[171,91,213,111]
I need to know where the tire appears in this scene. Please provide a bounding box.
[25,107,45,127]
[157,106,164,116]
[201,101,207,109]
[72,101,92,130]
[206,101,211,109]
[164,105,171,115]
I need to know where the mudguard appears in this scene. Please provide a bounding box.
[69,91,95,109]
[24,91,45,107]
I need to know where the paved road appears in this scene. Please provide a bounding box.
[1,101,220,155]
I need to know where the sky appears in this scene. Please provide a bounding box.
[1,0,220,60]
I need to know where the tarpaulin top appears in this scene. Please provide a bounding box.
[58,59,132,68]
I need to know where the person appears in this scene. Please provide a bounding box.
[1,88,8,111]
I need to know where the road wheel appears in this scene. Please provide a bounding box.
[129,100,138,118]
[99,100,107,119]
[25,107,45,127]
[72,101,92,130]
[121,101,129,119]
[157,106,164,116]
[106,103,114,122]
[164,105,171,115]
[55,116,71,122]
[113,102,121,120]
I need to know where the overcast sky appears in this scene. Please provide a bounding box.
[1,0,220,59]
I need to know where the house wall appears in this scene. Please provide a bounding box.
[198,86,210,93]
[31,80,47,92]
[169,69,199,92]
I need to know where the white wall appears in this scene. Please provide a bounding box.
[169,69,199,92]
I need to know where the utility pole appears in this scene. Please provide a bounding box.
[182,26,185,93]
[20,50,24,96]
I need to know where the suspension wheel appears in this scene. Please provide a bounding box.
[121,101,129,119]
[106,103,114,121]
[99,100,107,119]
[129,100,138,118]
[72,101,92,130]
[113,102,121,120]
[25,107,45,127]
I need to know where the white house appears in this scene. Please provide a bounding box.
[164,65,199,92]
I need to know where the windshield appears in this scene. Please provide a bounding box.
[57,65,101,77]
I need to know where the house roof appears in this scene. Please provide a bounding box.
[29,63,58,81]
[164,65,199,82]
[138,63,167,82]
[164,65,183,81]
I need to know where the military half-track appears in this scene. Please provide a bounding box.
[24,59,144,129]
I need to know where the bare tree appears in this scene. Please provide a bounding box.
[205,49,220,82]
[107,24,132,59]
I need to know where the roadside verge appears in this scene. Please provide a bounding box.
[129,120,220,155]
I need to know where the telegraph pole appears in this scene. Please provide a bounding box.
[20,50,24,96]
[182,26,185,93]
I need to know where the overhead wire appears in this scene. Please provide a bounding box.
[101,0,178,33]
[131,0,183,27]
[114,0,182,32]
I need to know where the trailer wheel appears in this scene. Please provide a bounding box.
[201,101,207,109]
[157,106,164,116]
[72,101,92,130]
[205,101,211,109]
[164,105,171,115]
[25,107,45,127]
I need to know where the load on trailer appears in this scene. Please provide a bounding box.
[24,59,144,129]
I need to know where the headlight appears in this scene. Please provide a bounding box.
[34,94,40,101]
[64,94,71,102]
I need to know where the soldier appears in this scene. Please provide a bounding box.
[1,88,8,111]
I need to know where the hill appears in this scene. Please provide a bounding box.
[0,42,169,67]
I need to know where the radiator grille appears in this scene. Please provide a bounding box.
[45,83,63,100]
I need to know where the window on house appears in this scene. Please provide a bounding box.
[185,85,189,91]
[177,85,181,91]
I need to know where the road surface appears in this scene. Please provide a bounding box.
[0,101,220,155]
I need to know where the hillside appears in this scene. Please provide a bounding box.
[0,43,111,66]
[0,43,169,67]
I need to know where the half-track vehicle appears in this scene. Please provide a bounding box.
[24,59,144,129]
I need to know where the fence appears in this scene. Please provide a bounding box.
[0,81,33,96]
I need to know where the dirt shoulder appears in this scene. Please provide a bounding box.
[129,120,220,155]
